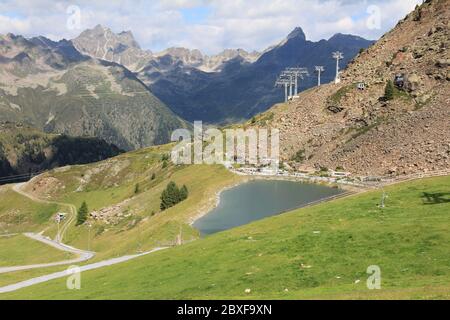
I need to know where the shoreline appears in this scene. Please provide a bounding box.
[187,168,450,235]
[244,175,363,193]
[188,173,365,230]
[188,177,249,227]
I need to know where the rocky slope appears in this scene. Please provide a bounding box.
[0,122,122,184]
[250,0,449,176]
[0,33,188,151]
[73,25,372,124]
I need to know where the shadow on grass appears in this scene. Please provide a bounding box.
[422,192,450,205]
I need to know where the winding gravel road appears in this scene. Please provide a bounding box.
[0,247,168,294]
[0,182,169,294]
[0,233,95,274]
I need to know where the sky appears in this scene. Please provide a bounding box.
[0,0,423,54]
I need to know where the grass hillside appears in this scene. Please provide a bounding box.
[1,144,243,262]
[3,175,449,300]
[0,234,74,267]
[0,186,61,234]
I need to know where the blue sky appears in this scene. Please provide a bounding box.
[180,6,211,24]
[0,0,423,54]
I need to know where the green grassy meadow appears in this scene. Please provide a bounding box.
[0,234,75,267]
[2,175,449,300]
[0,187,61,234]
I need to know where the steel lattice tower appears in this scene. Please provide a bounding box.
[332,51,344,83]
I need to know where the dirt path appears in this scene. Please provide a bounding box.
[12,183,75,243]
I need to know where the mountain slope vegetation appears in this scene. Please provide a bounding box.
[0,144,243,261]
[0,122,122,184]
[0,234,75,267]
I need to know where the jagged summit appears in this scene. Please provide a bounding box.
[73,24,151,71]
[76,24,141,49]
[73,26,262,73]
[287,27,307,41]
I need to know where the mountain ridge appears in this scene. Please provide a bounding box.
[70,25,373,123]
[0,33,188,151]
[73,24,261,73]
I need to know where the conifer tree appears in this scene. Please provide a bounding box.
[160,182,189,211]
[384,80,395,101]
[76,201,89,226]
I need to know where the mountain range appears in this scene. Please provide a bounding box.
[0,24,373,151]
[73,24,261,73]
[73,25,374,123]
[0,33,188,151]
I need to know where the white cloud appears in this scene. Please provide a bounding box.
[0,15,31,34]
[0,0,423,54]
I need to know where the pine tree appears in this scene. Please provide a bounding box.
[167,181,178,203]
[384,80,395,101]
[160,189,169,211]
[180,185,189,201]
[160,182,189,211]
[76,201,89,226]
[160,181,177,210]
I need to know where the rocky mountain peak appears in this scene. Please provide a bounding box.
[0,33,27,46]
[158,47,204,60]
[287,27,306,41]
[77,24,140,49]
[216,48,259,61]
[72,25,151,71]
